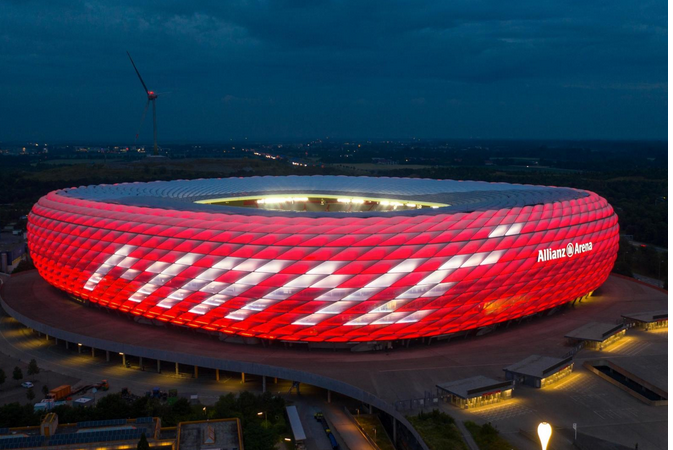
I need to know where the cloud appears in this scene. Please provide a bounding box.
[0,0,666,141]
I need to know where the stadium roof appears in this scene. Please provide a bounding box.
[564,322,626,342]
[59,176,587,217]
[621,310,668,323]
[503,355,573,379]
[436,375,513,399]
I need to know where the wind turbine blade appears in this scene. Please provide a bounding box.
[135,99,150,143]
[127,51,150,95]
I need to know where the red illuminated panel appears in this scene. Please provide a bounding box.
[27,180,619,343]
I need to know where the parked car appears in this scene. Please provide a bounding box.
[21,382,34,388]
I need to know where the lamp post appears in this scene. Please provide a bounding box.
[258,411,268,427]
[538,422,552,450]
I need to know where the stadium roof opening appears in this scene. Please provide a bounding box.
[197,194,448,213]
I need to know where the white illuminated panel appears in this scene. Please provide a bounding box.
[505,223,523,236]
[307,261,346,275]
[440,254,469,270]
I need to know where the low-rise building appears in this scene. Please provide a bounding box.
[621,311,668,331]
[437,375,513,409]
[0,237,27,273]
[503,355,574,388]
[0,415,243,450]
[565,321,626,350]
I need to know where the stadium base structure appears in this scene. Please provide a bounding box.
[27,176,619,343]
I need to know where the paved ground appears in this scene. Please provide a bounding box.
[444,327,668,450]
[633,273,665,289]
[0,350,79,406]
[0,271,667,449]
[0,312,373,449]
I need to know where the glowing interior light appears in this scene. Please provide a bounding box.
[406,203,416,207]
[337,198,351,203]
[257,197,308,204]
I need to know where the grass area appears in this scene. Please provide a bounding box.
[353,414,396,450]
[406,410,468,450]
[464,421,516,450]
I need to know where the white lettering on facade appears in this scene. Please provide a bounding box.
[537,242,593,263]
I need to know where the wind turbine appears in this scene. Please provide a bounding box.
[127,51,159,156]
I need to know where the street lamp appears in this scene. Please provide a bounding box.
[537,422,552,450]
[258,411,268,427]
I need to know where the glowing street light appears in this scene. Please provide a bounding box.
[537,422,552,450]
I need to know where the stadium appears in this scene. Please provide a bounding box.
[27,176,619,344]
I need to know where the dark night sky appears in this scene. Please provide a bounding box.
[0,0,667,142]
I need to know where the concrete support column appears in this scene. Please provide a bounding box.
[241,372,246,383]
[194,366,198,379]
[327,390,331,404]
[65,341,69,350]
[157,360,161,373]
[368,404,373,414]
[393,419,397,444]
[106,351,110,362]
[262,376,266,393]
[175,362,179,376]
[139,357,143,369]
[54,338,58,345]
[216,369,220,382]
[91,347,95,358]
[274,377,278,384]
[77,344,82,354]
[121,353,126,367]
[45,334,49,340]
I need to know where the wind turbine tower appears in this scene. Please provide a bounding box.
[127,51,160,156]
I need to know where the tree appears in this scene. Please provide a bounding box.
[13,367,23,382]
[42,385,49,397]
[0,369,5,387]
[11,258,35,274]
[137,433,150,450]
[26,388,35,402]
[27,359,39,376]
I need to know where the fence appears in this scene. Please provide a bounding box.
[394,391,444,412]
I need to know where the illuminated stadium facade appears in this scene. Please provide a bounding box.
[27,176,619,343]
